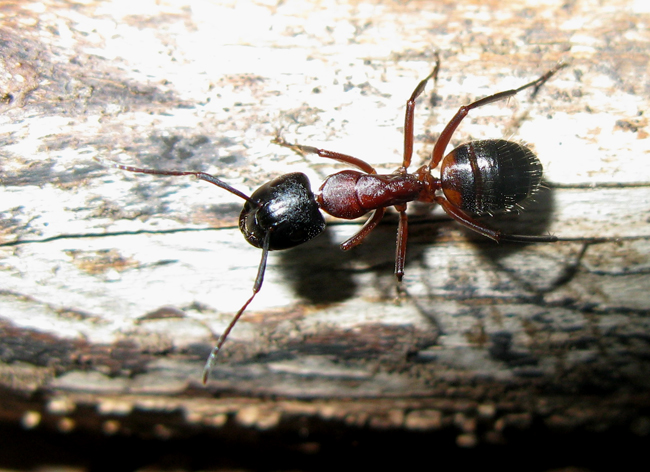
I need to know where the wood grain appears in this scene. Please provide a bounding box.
[0,0,648,460]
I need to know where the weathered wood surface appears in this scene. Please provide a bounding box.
[0,0,649,456]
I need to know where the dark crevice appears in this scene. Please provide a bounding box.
[0,226,233,247]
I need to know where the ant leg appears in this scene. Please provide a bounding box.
[430,62,566,169]
[402,53,440,170]
[202,231,271,384]
[273,137,376,174]
[274,137,388,251]
[340,207,386,250]
[435,197,557,243]
[394,205,409,281]
[341,205,408,281]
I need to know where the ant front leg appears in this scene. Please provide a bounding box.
[430,62,566,168]
[273,136,376,174]
[273,136,385,251]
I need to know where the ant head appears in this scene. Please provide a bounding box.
[239,172,325,250]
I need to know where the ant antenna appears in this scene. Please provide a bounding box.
[201,230,270,383]
[94,156,256,204]
[95,157,272,384]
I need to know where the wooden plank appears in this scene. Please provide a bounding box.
[0,0,648,459]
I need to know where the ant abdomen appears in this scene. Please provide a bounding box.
[239,172,325,250]
[440,139,543,215]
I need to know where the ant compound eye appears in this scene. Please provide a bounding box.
[239,173,325,250]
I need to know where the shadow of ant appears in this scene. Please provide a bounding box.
[275,184,557,338]
[278,214,431,306]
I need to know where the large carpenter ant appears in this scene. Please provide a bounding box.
[101,59,565,383]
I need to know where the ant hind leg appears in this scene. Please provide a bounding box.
[430,61,567,169]
[436,197,557,243]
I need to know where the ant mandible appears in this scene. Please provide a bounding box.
[100,58,565,384]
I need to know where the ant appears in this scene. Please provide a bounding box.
[99,58,565,384]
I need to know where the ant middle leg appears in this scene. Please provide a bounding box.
[402,52,440,170]
[430,62,567,169]
[394,204,409,281]
[388,54,440,280]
